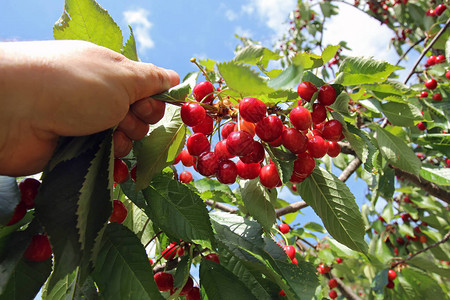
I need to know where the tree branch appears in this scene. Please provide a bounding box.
[204,199,237,213]
[338,157,362,182]
[275,201,308,217]
[395,37,426,66]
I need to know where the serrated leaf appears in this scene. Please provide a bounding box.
[218,62,275,95]
[335,57,402,86]
[301,71,326,88]
[122,26,138,61]
[92,223,163,300]
[298,167,367,253]
[266,146,297,184]
[0,176,20,225]
[399,267,448,299]
[292,52,323,70]
[381,102,423,127]
[272,260,318,300]
[268,64,304,90]
[421,100,450,129]
[376,126,421,175]
[419,167,450,186]
[53,0,122,53]
[410,253,450,278]
[321,45,341,63]
[134,104,186,190]
[142,174,214,248]
[239,179,276,231]
[232,45,281,68]
[173,256,191,289]
[362,80,416,97]
[303,222,326,233]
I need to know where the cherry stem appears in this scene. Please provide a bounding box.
[190,57,212,82]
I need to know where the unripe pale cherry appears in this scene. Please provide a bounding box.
[186,133,210,156]
[180,170,193,183]
[181,102,206,126]
[239,97,267,123]
[216,159,238,184]
[317,84,337,106]
[297,81,318,102]
[259,164,281,189]
[193,81,214,104]
[226,130,255,157]
[282,128,308,154]
[290,106,312,131]
[255,115,284,142]
[236,160,261,179]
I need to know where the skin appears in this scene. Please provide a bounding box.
[0,40,180,176]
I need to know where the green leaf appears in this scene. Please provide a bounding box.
[134,104,186,190]
[53,0,122,53]
[173,256,191,290]
[298,167,368,253]
[292,53,323,70]
[239,179,276,231]
[268,64,304,90]
[410,253,450,278]
[381,102,423,127]
[303,222,326,233]
[232,45,281,68]
[321,45,341,63]
[200,258,257,300]
[362,80,416,97]
[420,167,450,186]
[335,57,402,86]
[399,267,448,299]
[301,71,326,88]
[142,174,214,248]
[0,176,20,225]
[218,62,275,96]
[266,146,297,184]
[122,26,138,61]
[92,223,164,300]
[376,126,421,175]
[152,80,193,104]
[371,269,388,295]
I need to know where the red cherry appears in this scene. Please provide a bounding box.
[290,106,312,131]
[291,257,298,264]
[327,141,341,157]
[216,159,238,184]
[162,242,178,260]
[426,8,436,16]
[281,128,308,154]
[414,226,421,234]
[292,184,297,192]
[24,234,52,262]
[18,178,40,209]
[255,115,284,142]
[435,4,447,16]
[420,91,428,98]
[279,290,286,296]
[154,272,174,291]
[259,164,281,189]
[205,253,220,264]
[196,151,219,176]
[177,247,185,257]
[328,278,338,289]
[396,237,405,245]
[400,213,410,222]
[130,164,137,182]
[192,114,214,135]
[424,78,437,90]
[318,84,337,106]
[7,201,27,226]
[432,93,442,101]
[113,158,129,184]
[417,122,427,131]
[436,54,446,64]
[226,130,254,157]
[193,81,215,104]
[446,70,450,80]
[386,280,395,289]
[240,141,265,164]
[388,270,397,281]
[186,287,201,300]
[214,140,235,161]
[329,290,338,299]
[297,81,318,102]
[221,122,236,139]
[426,55,437,66]
[180,171,193,183]
[181,102,206,127]
[180,149,196,167]
[336,257,343,264]
[311,103,327,124]
[236,160,261,179]
[179,277,194,295]
[279,223,290,234]
[283,245,296,260]
[109,200,127,223]
[322,120,343,141]
[187,133,210,156]
[307,135,329,158]
[293,152,316,176]
[317,263,331,274]
[239,97,267,123]
[419,235,428,243]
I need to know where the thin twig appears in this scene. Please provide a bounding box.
[395,37,426,66]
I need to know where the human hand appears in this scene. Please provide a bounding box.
[0,40,179,176]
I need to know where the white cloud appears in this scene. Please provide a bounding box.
[123,8,154,52]
[225,9,238,21]
[241,0,296,37]
[235,26,253,38]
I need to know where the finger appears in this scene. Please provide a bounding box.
[113,130,133,158]
[131,97,166,124]
[117,111,150,141]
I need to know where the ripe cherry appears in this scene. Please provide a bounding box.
[293,152,316,176]
[7,201,27,226]
[255,115,284,142]
[322,120,343,141]
[279,223,290,234]
[216,159,238,184]
[181,102,206,127]
[424,78,437,90]
[259,164,281,189]
[419,235,428,243]
[282,128,308,154]
[196,151,219,176]
[18,178,40,209]
[318,84,337,106]
[327,141,341,157]
[180,171,193,183]
[432,93,442,101]
[436,54,446,64]
[329,290,338,299]
[317,263,330,274]
[283,245,296,260]
[396,237,405,245]
[240,141,265,164]
[24,234,52,262]
[435,4,447,16]
[179,277,194,296]
[386,280,395,289]
[417,122,427,131]
[130,164,137,182]
[205,253,220,264]
[328,278,338,289]
[186,287,201,300]
[214,140,234,161]
[388,269,397,281]
[109,200,127,223]
[239,97,267,123]
[279,290,286,296]
[162,242,178,260]
[226,130,254,157]
[426,8,436,16]
[221,122,236,139]
[114,158,129,184]
[193,81,215,104]
[290,106,312,131]
[180,149,196,167]
[292,184,297,192]
[446,70,450,80]
[154,272,174,292]
[187,133,210,156]
[297,81,318,102]
[307,135,329,158]
[426,55,436,66]
[236,160,261,180]
[420,91,428,98]
[311,103,327,124]
[336,257,343,264]
[192,114,214,135]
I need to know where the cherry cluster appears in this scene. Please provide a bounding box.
[316,258,344,299]
[426,3,447,17]
[174,80,344,189]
